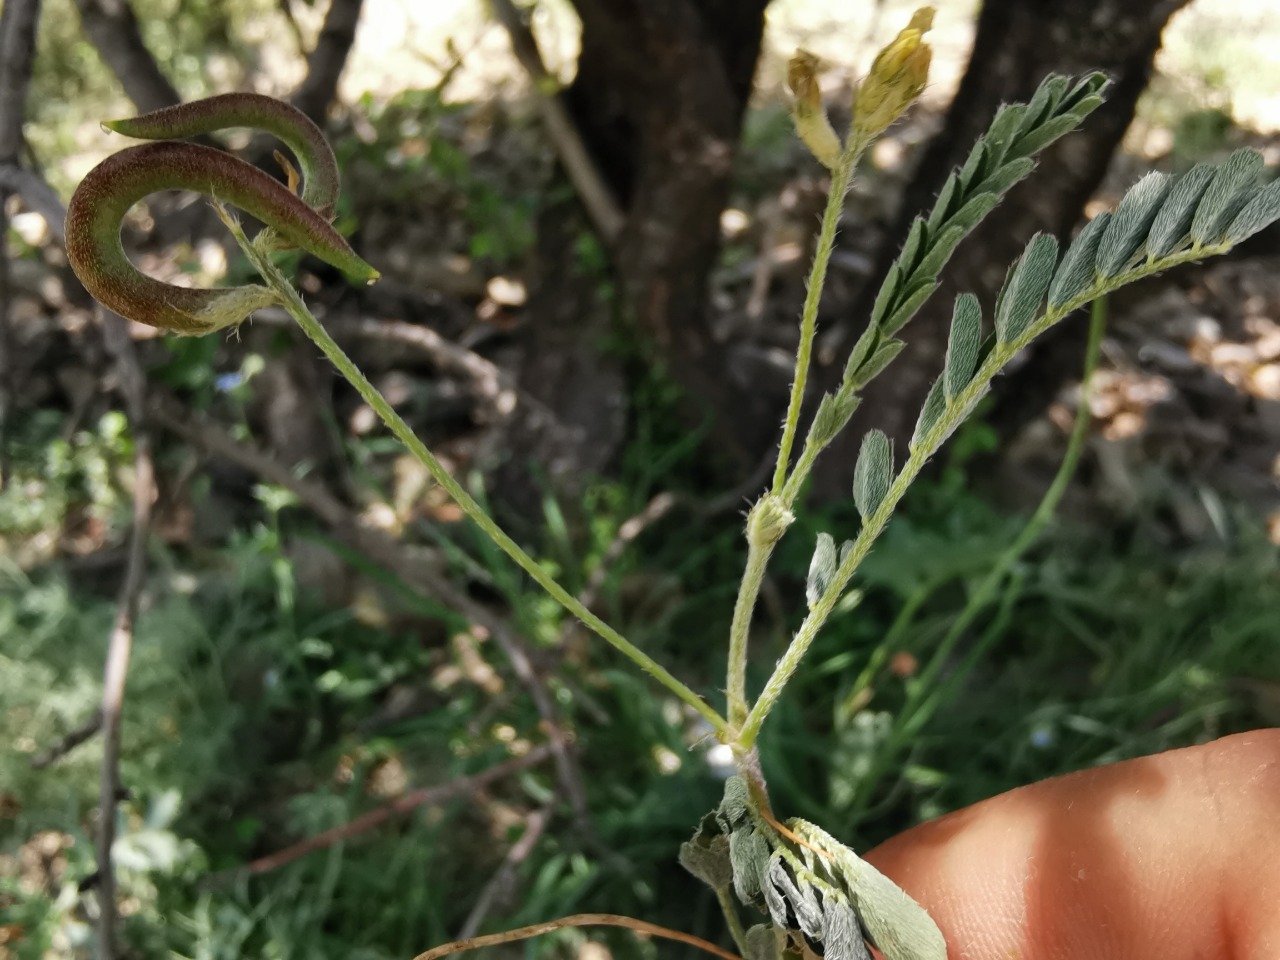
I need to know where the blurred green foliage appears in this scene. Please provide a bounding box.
[5,389,1277,958]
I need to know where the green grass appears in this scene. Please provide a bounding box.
[5,399,1276,960]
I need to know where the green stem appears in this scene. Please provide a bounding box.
[771,142,863,495]
[220,208,730,739]
[920,297,1108,698]
[737,248,1220,750]
[726,533,774,729]
[728,140,864,730]
[714,886,749,956]
[846,297,1108,823]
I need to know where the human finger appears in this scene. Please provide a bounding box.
[865,729,1280,960]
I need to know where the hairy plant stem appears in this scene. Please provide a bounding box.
[845,296,1109,823]
[714,885,749,956]
[737,248,1223,749]
[771,142,863,497]
[220,209,729,739]
[726,534,773,729]
[727,139,863,733]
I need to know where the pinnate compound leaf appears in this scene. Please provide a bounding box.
[807,532,838,608]
[854,430,893,519]
[1048,211,1110,307]
[1095,171,1172,276]
[1224,177,1280,245]
[1191,148,1263,246]
[1146,164,1216,259]
[944,293,982,400]
[994,232,1058,343]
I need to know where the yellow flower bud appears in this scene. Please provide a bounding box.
[852,6,934,140]
[787,49,841,170]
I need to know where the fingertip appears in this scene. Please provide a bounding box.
[863,731,1280,960]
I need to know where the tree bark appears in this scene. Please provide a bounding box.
[0,0,42,486]
[290,0,365,124]
[541,0,772,468]
[72,0,183,113]
[809,0,1191,498]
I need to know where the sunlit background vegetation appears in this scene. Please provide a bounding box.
[3,1,1280,958]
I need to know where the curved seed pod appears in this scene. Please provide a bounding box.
[103,93,340,221]
[65,140,378,335]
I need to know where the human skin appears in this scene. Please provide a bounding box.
[864,729,1280,959]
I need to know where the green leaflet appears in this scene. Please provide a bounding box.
[853,431,893,519]
[1146,163,1215,259]
[1095,172,1172,276]
[911,378,947,451]
[1191,148,1263,245]
[1048,211,1110,307]
[807,533,839,608]
[995,233,1058,342]
[944,293,982,400]
[1223,176,1280,246]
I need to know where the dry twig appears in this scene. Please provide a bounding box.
[414,913,742,960]
[457,806,551,939]
[211,744,554,881]
[30,710,103,769]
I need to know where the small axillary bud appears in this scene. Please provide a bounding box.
[747,494,795,549]
[787,50,841,170]
[852,6,934,140]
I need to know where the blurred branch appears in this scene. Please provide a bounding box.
[93,436,152,960]
[252,306,522,422]
[0,0,41,487]
[207,743,554,882]
[0,166,67,240]
[71,0,182,113]
[457,806,550,939]
[150,400,590,824]
[489,0,623,243]
[275,0,306,52]
[30,710,103,769]
[290,0,365,123]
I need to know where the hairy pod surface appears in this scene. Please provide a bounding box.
[103,93,341,223]
[65,140,377,335]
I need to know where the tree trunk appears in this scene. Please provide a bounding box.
[72,0,183,113]
[290,0,365,124]
[809,0,1191,499]
[524,0,773,472]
